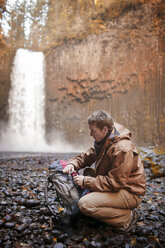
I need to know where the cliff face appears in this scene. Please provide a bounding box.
[0,0,13,122]
[45,2,165,147]
[0,49,15,122]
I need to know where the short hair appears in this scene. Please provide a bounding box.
[87,110,114,133]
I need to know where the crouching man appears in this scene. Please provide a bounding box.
[63,110,146,233]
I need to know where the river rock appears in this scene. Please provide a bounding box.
[15,223,29,233]
[53,243,65,248]
[4,222,15,228]
[0,152,164,248]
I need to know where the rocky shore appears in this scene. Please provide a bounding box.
[0,148,165,248]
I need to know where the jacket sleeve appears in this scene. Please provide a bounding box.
[68,147,96,170]
[84,149,135,192]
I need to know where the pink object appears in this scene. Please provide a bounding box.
[59,160,68,168]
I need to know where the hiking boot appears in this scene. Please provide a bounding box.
[114,210,138,233]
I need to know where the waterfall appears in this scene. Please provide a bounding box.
[0,48,80,153]
[0,49,48,152]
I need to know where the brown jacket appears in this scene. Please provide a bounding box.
[69,122,146,196]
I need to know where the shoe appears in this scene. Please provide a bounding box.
[115,210,138,233]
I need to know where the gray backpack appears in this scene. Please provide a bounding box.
[45,160,84,225]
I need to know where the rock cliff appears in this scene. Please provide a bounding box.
[45,1,165,147]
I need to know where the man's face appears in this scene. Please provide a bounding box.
[89,124,108,142]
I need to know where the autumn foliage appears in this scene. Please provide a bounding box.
[0,0,6,49]
[0,0,164,51]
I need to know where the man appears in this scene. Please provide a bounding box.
[63,110,146,232]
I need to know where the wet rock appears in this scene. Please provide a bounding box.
[29,222,41,230]
[83,239,91,247]
[20,206,27,211]
[20,217,32,225]
[12,186,18,191]
[158,210,165,217]
[136,227,152,236]
[90,240,104,248]
[4,190,12,197]
[9,230,19,238]
[144,245,156,248]
[71,233,84,242]
[0,230,10,241]
[0,200,11,205]
[15,223,29,233]
[18,199,40,207]
[17,180,24,186]
[0,219,5,227]
[108,235,124,246]
[0,152,164,248]
[38,215,46,224]
[51,229,61,238]
[155,222,163,229]
[12,212,23,222]
[4,215,13,222]
[53,243,65,248]
[92,233,102,242]
[57,233,68,242]
[13,242,33,248]
[4,222,15,228]
[43,234,53,244]
[40,207,51,215]
[136,237,148,245]
[147,215,159,221]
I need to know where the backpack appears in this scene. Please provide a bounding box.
[45,160,87,225]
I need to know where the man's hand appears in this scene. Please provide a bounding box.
[73,175,84,186]
[63,164,74,174]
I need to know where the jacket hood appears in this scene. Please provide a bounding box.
[111,122,132,141]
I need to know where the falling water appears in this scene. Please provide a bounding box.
[0,49,48,152]
[0,49,81,153]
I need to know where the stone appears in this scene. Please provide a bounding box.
[0,219,4,227]
[71,234,84,242]
[0,153,165,248]
[43,234,53,244]
[19,199,40,207]
[53,243,65,248]
[4,222,15,228]
[15,223,29,233]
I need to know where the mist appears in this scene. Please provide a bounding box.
[0,123,83,153]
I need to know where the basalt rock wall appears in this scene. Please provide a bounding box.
[45,3,165,148]
[0,49,15,122]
